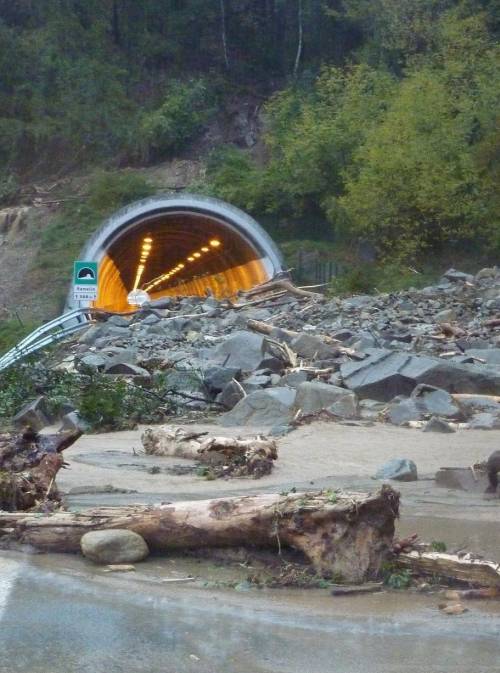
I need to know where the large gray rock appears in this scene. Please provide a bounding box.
[387,399,422,426]
[77,352,107,372]
[423,416,455,433]
[294,381,353,415]
[465,348,500,365]
[411,384,460,418]
[13,396,52,431]
[291,333,338,361]
[105,363,150,378]
[374,459,418,482]
[341,350,500,401]
[328,393,358,419]
[216,380,245,409]
[203,366,241,395]
[281,370,310,388]
[219,387,296,427]
[212,331,265,371]
[80,529,149,564]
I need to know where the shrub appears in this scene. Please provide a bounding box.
[138,79,215,162]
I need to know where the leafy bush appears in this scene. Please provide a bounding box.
[0,361,173,432]
[0,173,19,206]
[328,263,437,296]
[381,562,412,589]
[137,79,215,162]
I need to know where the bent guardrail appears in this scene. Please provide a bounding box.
[0,308,95,371]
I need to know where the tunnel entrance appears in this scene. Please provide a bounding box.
[66,195,283,312]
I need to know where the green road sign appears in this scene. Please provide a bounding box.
[73,261,98,301]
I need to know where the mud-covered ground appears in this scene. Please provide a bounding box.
[1,420,499,673]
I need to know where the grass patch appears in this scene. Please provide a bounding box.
[0,319,40,356]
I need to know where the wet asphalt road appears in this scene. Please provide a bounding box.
[1,551,499,673]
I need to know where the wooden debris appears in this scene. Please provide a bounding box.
[397,550,500,587]
[0,428,82,511]
[331,582,383,596]
[0,486,400,582]
[141,425,278,478]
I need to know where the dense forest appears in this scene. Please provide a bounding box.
[0,0,499,264]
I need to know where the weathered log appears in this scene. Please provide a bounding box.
[0,486,400,581]
[0,429,81,511]
[141,425,278,478]
[241,279,323,301]
[397,550,500,587]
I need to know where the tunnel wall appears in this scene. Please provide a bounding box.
[66,194,283,312]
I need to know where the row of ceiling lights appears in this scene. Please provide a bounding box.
[143,238,221,292]
[132,236,153,290]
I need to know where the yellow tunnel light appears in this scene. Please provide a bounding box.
[143,237,153,243]
[142,244,152,252]
[178,263,185,269]
[210,239,221,248]
[201,246,209,253]
[187,256,195,262]
[193,252,201,258]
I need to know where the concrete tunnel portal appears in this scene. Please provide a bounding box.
[67,195,283,312]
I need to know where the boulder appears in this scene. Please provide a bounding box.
[13,396,52,431]
[60,411,89,433]
[422,416,455,433]
[341,350,500,401]
[80,529,149,564]
[219,388,296,427]
[291,333,338,361]
[203,366,241,395]
[281,372,310,390]
[77,352,107,372]
[294,381,353,415]
[468,412,499,430]
[411,385,460,418]
[105,363,151,378]
[374,459,418,482]
[388,399,422,426]
[212,331,265,371]
[327,393,358,419]
[216,380,245,409]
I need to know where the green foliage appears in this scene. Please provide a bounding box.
[0,360,171,432]
[34,171,155,299]
[328,263,437,296]
[137,79,215,162]
[381,562,413,589]
[0,319,40,357]
[430,540,447,553]
[0,173,19,206]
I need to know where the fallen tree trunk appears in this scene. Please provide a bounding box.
[0,429,82,511]
[240,279,323,301]
[141,425,278,478]
[397,550,500,587]
[0,486,399,581]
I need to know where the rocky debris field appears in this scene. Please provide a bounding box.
[46,266,500,436]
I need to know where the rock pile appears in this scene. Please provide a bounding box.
[63,267,500,431]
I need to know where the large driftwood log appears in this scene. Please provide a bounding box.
[0,429,81,511]
[397,550,500,587]
[141,425,278,478]
[0,486,399,581]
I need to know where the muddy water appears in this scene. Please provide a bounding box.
[0,551,499,673]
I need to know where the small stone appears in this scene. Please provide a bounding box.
[440,603,468,615]
[102,564,136,572]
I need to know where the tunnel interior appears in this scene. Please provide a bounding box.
[69,196,283,312]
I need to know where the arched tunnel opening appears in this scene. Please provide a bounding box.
[67,195,283,312]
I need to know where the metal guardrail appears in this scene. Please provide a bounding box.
[0,308,96,371]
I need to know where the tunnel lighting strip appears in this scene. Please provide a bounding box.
[133,236,153,290]
[143,238,221,292]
